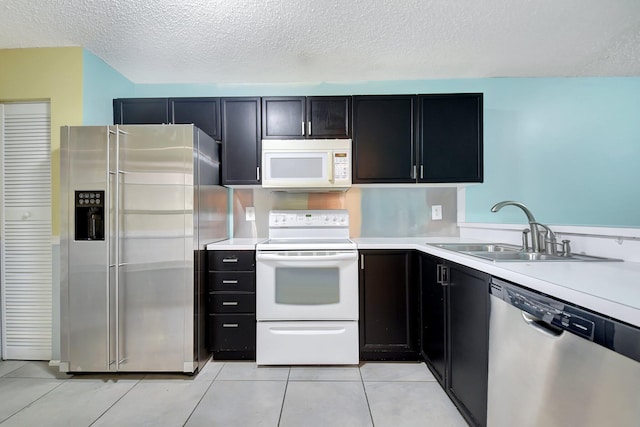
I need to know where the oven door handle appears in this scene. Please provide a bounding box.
[269,326,348,335]
[256,252,358,262]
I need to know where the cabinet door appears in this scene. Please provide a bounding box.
[170,97,221,140]
[353,96,417,183]
[262,97,305,139]
[447,262,489,427]
[420,253,446,386]
[359,250,418,360]
[419,94,483,183]
[307,96,351,138]
[113,98,168,125]
[221,98,261,185]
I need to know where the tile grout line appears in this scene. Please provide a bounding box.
[87,375,145,427]
[276,366,292,427]
[182,359,227,427]
[359,364,376,427]
[0,377,67,425]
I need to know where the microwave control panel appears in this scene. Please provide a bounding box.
[333,152,350,181]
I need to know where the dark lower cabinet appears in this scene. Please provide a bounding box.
[359,250,419,360]
[447,262,489,427]
[207,250,256,360]
[420,253,446,386]
[423,258,489,427]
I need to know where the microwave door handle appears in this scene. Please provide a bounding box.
[328,153,334,184]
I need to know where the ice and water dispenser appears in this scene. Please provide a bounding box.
[75,190,104,241]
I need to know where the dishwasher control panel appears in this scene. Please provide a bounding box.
[491,280,596,340]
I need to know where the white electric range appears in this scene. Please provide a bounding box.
[255,210,359,365]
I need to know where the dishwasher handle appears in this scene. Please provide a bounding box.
[521,311,564,337]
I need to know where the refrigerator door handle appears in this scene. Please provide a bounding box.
[114,131,123,370]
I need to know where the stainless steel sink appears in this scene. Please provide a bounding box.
[432,243,521,253]
[469,251,622,262]
[430,243,622,262]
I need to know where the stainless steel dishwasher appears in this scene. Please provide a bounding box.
[488,277,640,427]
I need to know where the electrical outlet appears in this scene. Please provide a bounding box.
[245,207,256,221]
[431,205,443,221]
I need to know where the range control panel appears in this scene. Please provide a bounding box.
[269,210,349,228]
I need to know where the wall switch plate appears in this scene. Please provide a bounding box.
[246,207,256,221]
[431,205,443,221]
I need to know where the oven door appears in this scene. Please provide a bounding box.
[256,250,358,320]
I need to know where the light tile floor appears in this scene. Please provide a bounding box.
[0,359,467,426]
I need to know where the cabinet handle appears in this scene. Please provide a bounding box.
[302,121,305,135]
[308,121,312,135]
[436,264,449,286]
[222,280,238,284]
[222,258,238,263]
[420,165,423,179]
[360,254,364,270]
[222,323,239,328]
[257,166,260,181]
[222,301,239,306]
[412,165,417,179]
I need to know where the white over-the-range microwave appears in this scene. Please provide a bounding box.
[261,139,351,190]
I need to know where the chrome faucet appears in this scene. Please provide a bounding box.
[532,222,558,255]
[490,201,544,253]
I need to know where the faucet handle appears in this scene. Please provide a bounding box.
[521,228,530,252]
[561,239,571,257]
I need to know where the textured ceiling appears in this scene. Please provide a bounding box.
[1,0,640,84]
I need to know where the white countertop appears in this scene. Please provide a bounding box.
[207,237,640,327]
[206,238,265,251]
[355,237,640,328]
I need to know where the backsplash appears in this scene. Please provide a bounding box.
[231,187,458,238]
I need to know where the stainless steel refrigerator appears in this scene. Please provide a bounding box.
[59,125,228,373]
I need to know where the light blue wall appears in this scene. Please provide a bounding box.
[467,78,640,227]
[82,50,134,125]
[83,69,640,228]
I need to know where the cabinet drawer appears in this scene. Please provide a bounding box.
[210,293,256,313]
[208,251,255,271]
[208,272,255,292]
[209,314,256,352]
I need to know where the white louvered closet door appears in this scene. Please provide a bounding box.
[1,102,52,360]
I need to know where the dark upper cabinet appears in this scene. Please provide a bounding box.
[306,97,351,138]
[352,95,417,183]
[114,97,221,140]
[420,253,446,386]
[419,94,483,183]
[359,250,419,361]
[221,97,261,185]
[262,97,305,138]
[353,93,483,184]
[262,96,351,139]
[446,261,490,427]
[113,98,169,125]
[169,97,221,140]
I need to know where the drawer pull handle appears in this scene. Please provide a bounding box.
[222,258,238,263]
[222,301,239,306]
[222,323,239,328]
[222,280,238,284]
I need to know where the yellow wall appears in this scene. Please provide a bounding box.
[0,47,84,236]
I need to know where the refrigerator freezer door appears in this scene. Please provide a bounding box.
[63,126,112,372]
[116,126,193,372]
